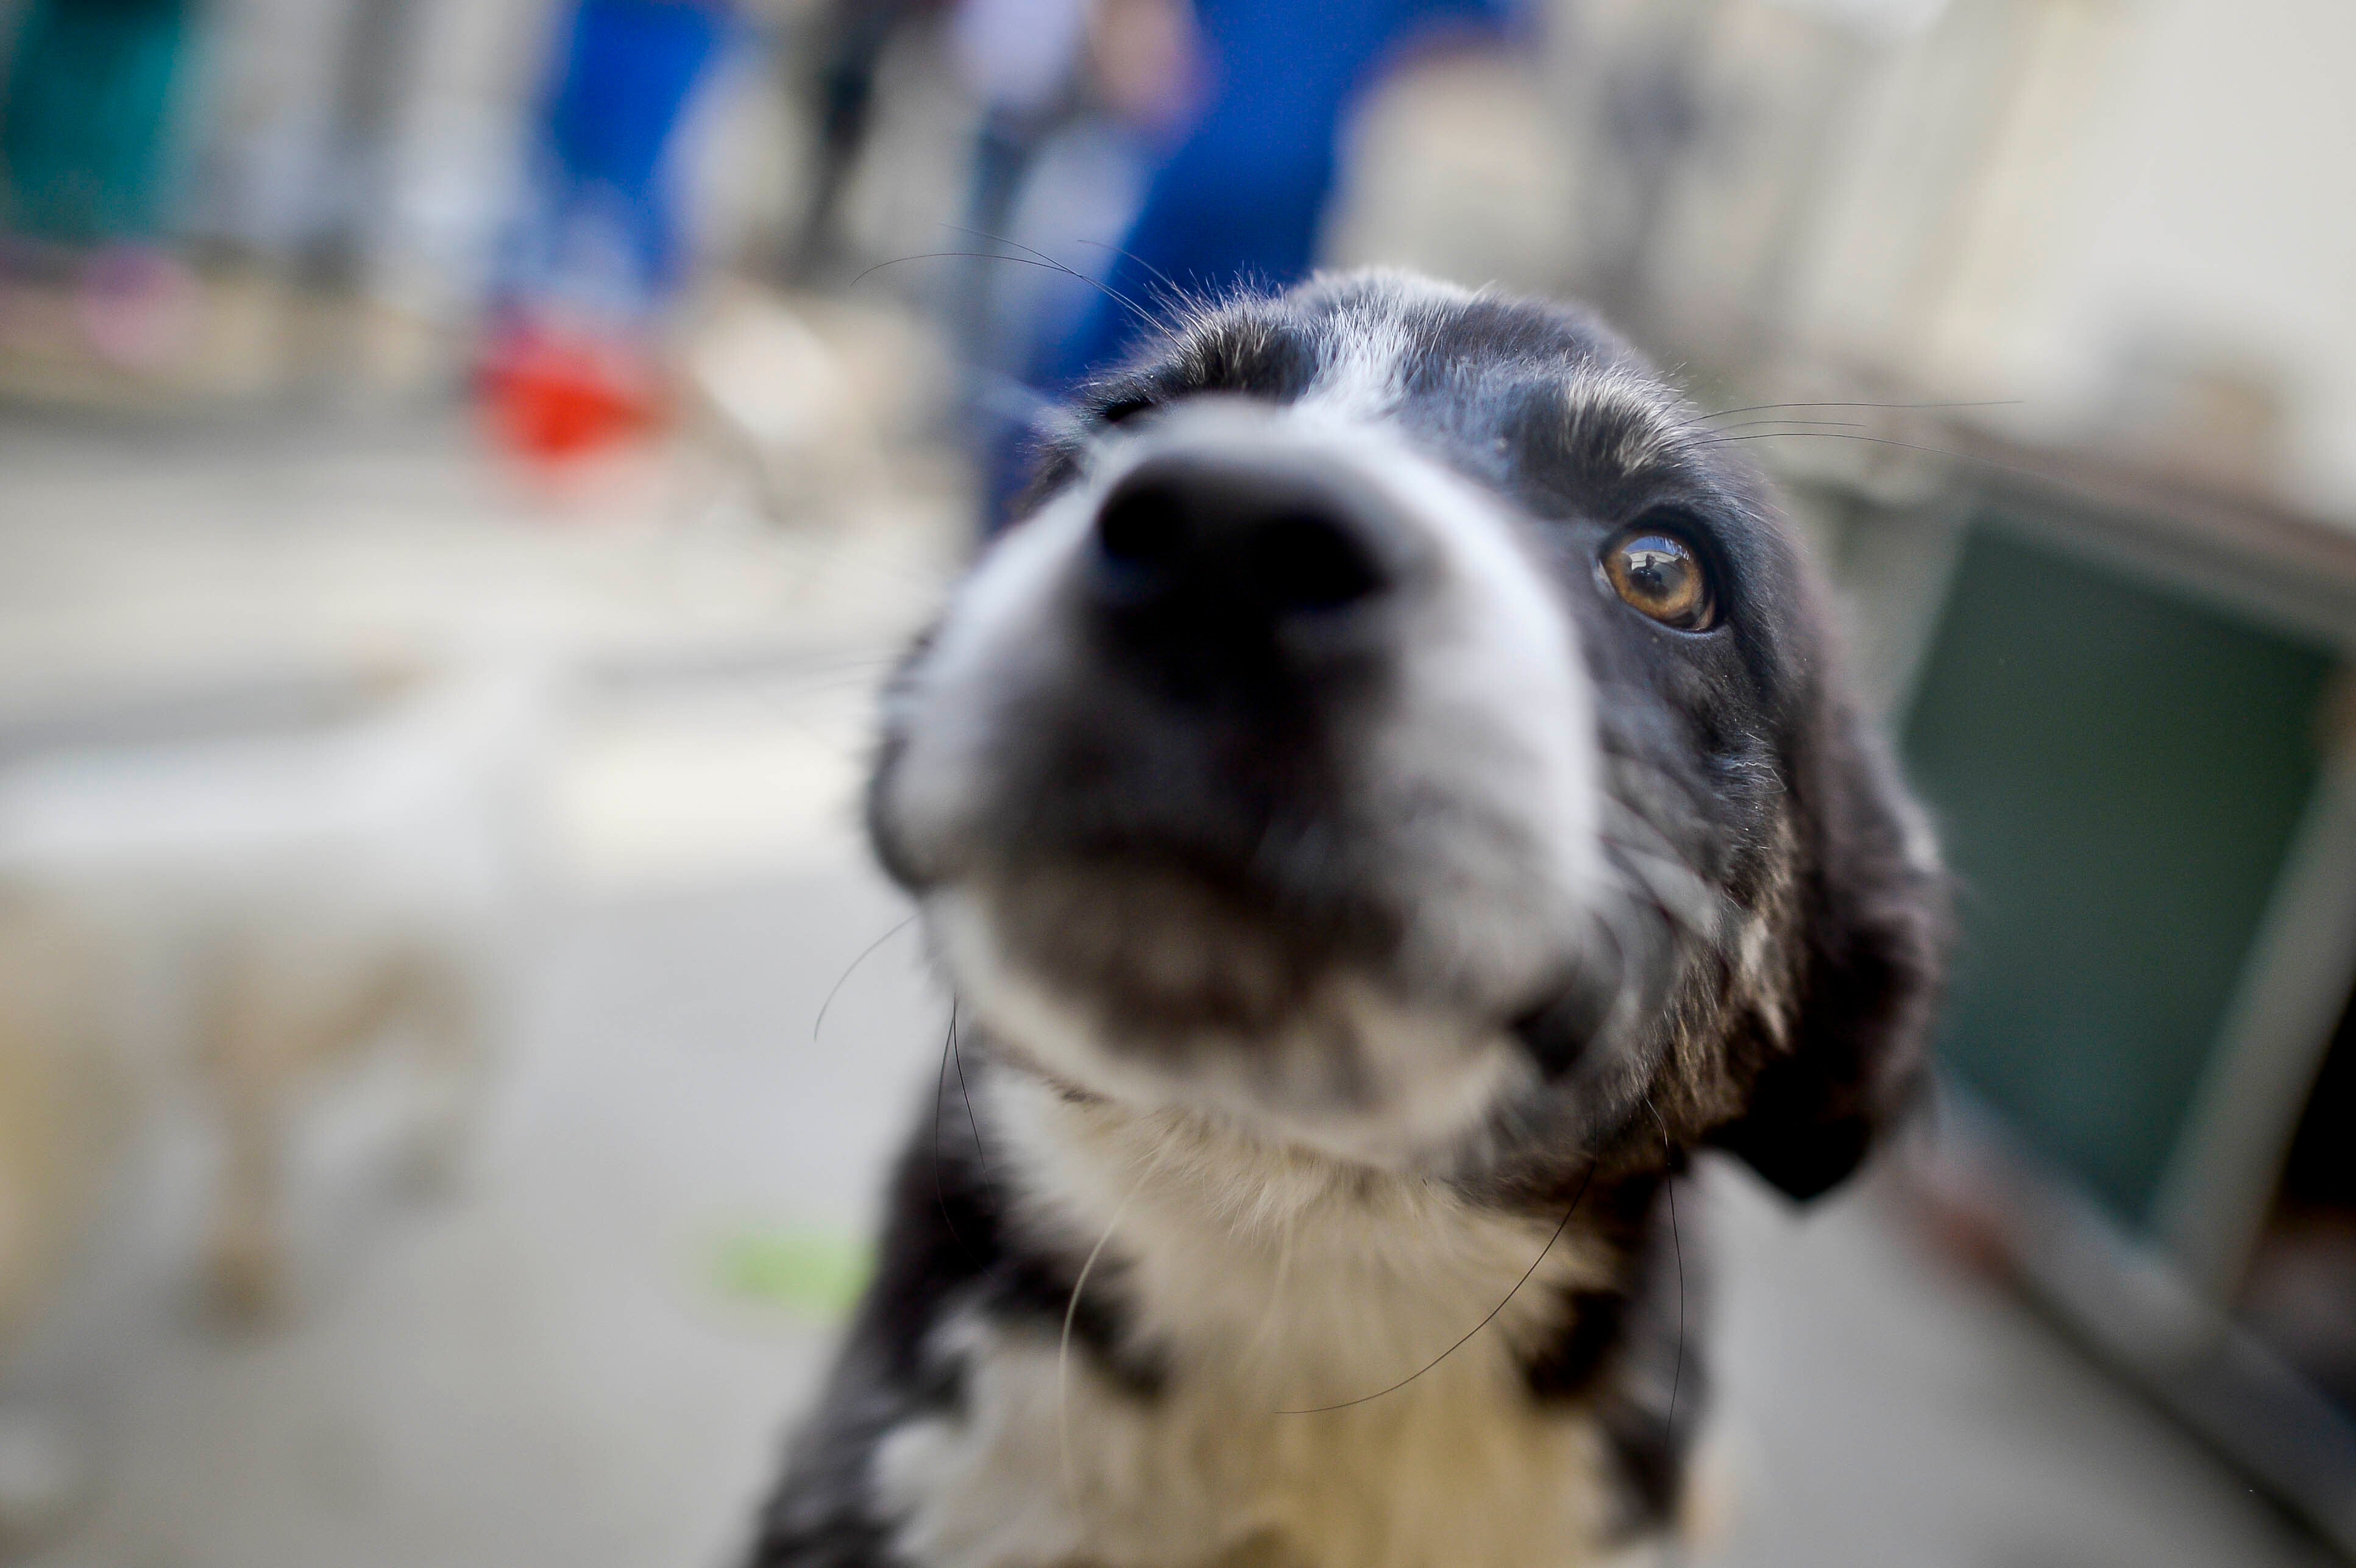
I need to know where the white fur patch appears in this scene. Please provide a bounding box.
[1304,312,1415,423]
[885,392,1600,1168]
[1297,273,1474,425]
[931,887,1531,1169]
[881,493,1098,872]
[1322,427,1597,1000]
[874,1071,1633,1568]
[1558,361,1684,478]
[894,402,1597,1032]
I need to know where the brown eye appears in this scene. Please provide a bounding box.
[1601,525,1717,630]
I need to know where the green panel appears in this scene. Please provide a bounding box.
[1,0,196,243]
[1903,520,2335,1225]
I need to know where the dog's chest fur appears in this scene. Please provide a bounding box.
[873,1072,1645,1568]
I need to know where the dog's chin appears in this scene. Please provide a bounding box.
[926,870,1535,1171]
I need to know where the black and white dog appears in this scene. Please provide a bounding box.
[750,271,1946,1568]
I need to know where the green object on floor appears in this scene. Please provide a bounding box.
[716,1226,871,1319]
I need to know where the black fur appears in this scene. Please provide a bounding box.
[748,273,1946,1568]
[751,1067,1162,1568]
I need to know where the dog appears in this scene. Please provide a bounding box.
[747,270,1946,1568]
[0,662,541,1327]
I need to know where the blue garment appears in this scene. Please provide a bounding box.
[1041,0,1513,389]
[978,0,1510,532]
[503,0,731,318]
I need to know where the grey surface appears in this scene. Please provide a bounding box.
[9,864,2333,1567]
[10,866,946,1568]
[0,413,2335,1567]
[1709,1165,2330,1567]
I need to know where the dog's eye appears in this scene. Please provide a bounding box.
[1097,394,1157,427]
[1600,523,1717,631]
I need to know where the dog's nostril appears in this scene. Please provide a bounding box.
[1096,480,1191,580]
[1091,458,1391,621]
[1251,510,1383,613]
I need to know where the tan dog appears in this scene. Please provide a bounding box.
[0,662,545,1332]
[0,895,118,1545]
[0,895,116,1362]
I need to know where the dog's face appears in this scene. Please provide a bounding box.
[871,272,1942,1196]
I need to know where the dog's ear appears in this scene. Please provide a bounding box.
[1712,702,1948,1201]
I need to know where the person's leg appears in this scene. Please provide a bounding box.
[545,0,730,303]
[787,0,922,282]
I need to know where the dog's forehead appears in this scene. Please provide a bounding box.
[1113,275,1705,490]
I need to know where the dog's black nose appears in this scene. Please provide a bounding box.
[1089,452,1393,627]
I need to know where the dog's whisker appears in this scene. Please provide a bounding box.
[1693,416,1865,434]
[812,913,918,1041]
[949,1006,988,1177]
[942,223,1160,330]
[932,1001,986,1270]
[1582,898,1681,1052]
[1594,788,1684,854]
[1693,428,2062,486]
[1059,1182,1139,1516]
[1069,236,1193,315]
[1241,1209,1301,1370]
[1674,396,2021,429]
[937,221,1066,274]
[972,370,1077,437]
[859,244,1158,337]
[1594,796,1731,938]
[1275,1160,1599,1416]
[1600,837,1726,938]
[1647,1098,1687,1463]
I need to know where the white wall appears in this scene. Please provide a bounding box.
[1809,0,2356,520]
[2026,0,2356,516]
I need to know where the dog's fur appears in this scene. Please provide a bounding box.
[748,272,1946,1568]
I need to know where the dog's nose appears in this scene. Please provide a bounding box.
[1088,452,1394,629]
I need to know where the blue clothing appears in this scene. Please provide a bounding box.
[504,0,731,318]
[1041,0,1512,389]
[978,0,1510,530]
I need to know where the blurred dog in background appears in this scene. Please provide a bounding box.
[0,661,544,1540]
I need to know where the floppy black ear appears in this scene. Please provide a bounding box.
[1712,704,1949,1201]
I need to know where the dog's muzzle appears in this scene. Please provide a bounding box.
[876,407,1602,1143]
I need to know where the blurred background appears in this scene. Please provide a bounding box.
[0,0,2352,1563]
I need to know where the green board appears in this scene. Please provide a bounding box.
[1,0,195,243]
[1902,520,2336,1225]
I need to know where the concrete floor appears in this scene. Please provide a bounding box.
[0,410,2338,1567]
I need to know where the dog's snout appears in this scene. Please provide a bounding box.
[1090,452,1393,625]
